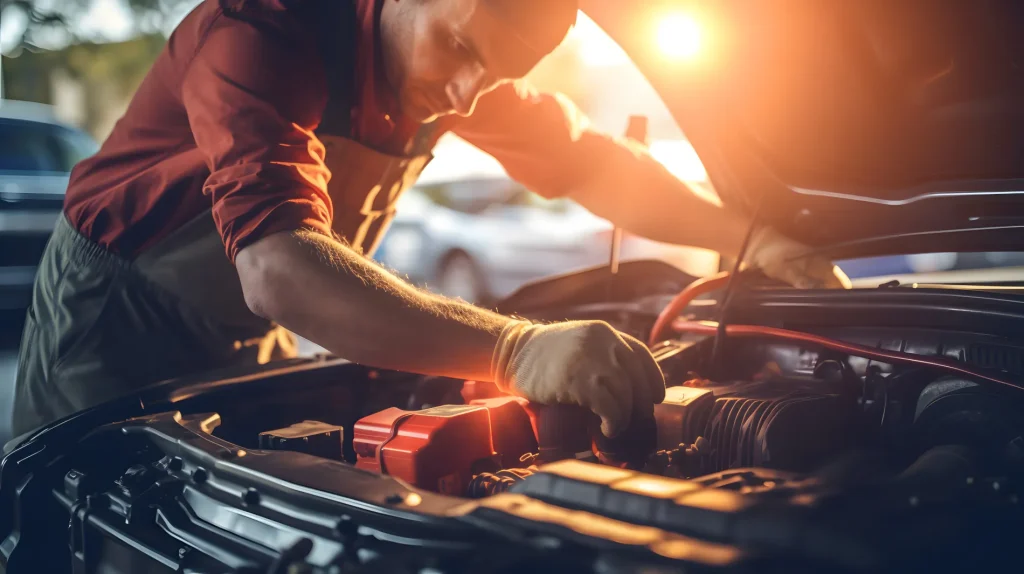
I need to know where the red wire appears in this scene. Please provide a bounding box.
[672,320,1022,391]
[648,271,733,346]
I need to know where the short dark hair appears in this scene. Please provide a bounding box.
[482,0,579,72]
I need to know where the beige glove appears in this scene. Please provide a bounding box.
[745,226,852,289]
[491,320,666,438]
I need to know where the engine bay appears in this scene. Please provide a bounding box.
[8,274,1024,572]
[218,325,1024,503]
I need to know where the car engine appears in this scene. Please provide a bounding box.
[241,331,1024,500]
[217,267,1024,538]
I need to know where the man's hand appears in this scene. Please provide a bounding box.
[491,320,666,438]
[745,226,852,289]
[236,231,665,434]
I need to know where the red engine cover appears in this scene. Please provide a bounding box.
[353,398,537,495]
[470,396,538,468]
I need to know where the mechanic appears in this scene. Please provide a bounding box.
[11,0,846,441]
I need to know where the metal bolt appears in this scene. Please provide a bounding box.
[335,515,357,540]
[243,488,260,506]
[168,457,183,472]
[178,547,190,560]
[192,468,208,484]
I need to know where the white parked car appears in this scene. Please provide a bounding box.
[373,135,719,303]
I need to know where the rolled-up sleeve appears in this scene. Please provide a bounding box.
[452,79,617,199]
[181,11,334,262]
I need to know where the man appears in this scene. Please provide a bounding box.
[12,0,844,440]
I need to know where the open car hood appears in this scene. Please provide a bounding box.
[583,0,1024,260]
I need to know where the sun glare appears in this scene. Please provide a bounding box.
[657,14,702,60]
[572,13,631,68]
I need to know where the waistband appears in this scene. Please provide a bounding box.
[52,213,132,272]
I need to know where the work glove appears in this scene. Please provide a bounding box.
[744,226,852,289]
[491,320,666,438]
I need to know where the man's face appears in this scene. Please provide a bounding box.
[379,0,561,123]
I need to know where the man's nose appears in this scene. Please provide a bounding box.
[448,67,491,117]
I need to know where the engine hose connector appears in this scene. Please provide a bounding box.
[467,468,535,498]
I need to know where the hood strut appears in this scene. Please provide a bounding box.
[709,199,766,374]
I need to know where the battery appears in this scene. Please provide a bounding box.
[353,405,496,495]
[353,398,537,495]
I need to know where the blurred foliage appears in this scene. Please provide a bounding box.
[3,33,164,89]
[0,0,197,49]
[2,34,166,136]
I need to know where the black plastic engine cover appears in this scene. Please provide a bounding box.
[656,383,859,473]
[258,420,345,460]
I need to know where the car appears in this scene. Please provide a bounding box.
[3,2,1024,573]
[374,135,719,304]
[0,100,98,318]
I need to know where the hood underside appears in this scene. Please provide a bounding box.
[584,0,1024,259]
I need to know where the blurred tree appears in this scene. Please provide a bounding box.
[1,0,198,50]
[3,34,166,137]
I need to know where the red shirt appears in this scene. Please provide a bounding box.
[64,0,609,262]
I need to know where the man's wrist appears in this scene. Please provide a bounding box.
[489,319,533,391]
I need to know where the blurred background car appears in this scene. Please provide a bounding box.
[374,134,721,304]
[0,99,99,318]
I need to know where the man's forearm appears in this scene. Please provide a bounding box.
[567,137,751,258]
[235,230,512,380]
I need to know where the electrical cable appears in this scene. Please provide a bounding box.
[648,271,732,346]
